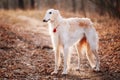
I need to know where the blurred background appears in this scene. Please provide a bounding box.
[0,0,120,80]
[0,0,120,18]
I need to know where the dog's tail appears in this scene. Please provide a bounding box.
[84,24,100,69]
[84,25,99,52]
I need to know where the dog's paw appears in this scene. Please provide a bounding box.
[93,67,100,72]
[51,71,58,75]
[94,67,100,71]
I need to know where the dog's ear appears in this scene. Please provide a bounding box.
[56,10,60,14]
[54,10,60,17]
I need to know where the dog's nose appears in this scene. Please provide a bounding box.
[43,19,46,22]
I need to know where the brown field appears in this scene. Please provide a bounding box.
[0,10,120,80]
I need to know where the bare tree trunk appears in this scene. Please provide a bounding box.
[72,0,76,12]
[116,0,120,14]
[81,0,86,17]
[31,0,35,9]
[56,0,60,9]
[90,0,120,18]
[18,0,24,9]
[34,0,41,9]
[3,0,8,9]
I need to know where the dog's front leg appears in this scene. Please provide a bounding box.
[51,47,61,75]
[62,46,69,75]
[51,36,61,75]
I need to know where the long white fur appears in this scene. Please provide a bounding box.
[43,9,100,75]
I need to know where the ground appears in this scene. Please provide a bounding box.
[0,10,120,80]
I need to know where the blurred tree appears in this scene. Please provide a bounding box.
[0,0,119,18]
[8,0,18,9]
[18,0,24,9]
[90,0,120,18]
[45,0,56,8]
[81,0,86,17]
[34,0,41,9]
[0,0,9,9]
[31,0,35,8]
[72,0,76,12]
[56,0,60,9]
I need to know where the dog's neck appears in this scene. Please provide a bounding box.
[50,14,62,27]
[49,13,63,33]
[50,19,61,33]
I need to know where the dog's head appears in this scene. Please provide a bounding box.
[43,9,60,22]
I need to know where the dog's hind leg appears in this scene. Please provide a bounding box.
[75,45,81,70]
[86,44,96,69]
[75,37,86,70]
[85,27,100,71]
[92,49,100,71]
[87,44,100,71]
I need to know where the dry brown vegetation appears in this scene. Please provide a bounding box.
[0,10,120,80]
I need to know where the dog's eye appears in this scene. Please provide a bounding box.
[49,12,52,14]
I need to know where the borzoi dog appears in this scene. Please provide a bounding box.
[43,9,100,75]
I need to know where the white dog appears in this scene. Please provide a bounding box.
[43,9,100,75]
